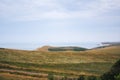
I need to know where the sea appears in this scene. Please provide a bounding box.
[0,42,101,50]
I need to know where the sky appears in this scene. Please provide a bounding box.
[0,0,120,45]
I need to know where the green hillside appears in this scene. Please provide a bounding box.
[48,46,87,51]
[0,46,120,79]
[37,46,87,51]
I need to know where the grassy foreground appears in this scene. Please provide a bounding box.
[0,46,120,79]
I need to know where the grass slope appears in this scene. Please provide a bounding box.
[0,46,120,79]
[37,46,87,51]
[0,72,47,80]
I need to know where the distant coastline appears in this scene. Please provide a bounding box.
[0,42,119,50]
[0,42,100,50]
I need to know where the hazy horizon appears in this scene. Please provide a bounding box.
[0,42,101,50]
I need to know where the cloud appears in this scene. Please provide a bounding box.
[86,0,120,14]
[0,0,120,21]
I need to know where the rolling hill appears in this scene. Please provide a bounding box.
[37,46,87,51]
[0,45,120,80]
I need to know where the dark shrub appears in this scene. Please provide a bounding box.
[101,59,120,80]
[48,74,54,80]
[88,76,97,80]
[78,75,85,80]
[114,74,120,80]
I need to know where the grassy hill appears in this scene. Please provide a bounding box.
[36,46,52,52]
[0,46,120,80]
[37,46,87,51]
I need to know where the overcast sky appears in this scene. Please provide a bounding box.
[0,0,120,44]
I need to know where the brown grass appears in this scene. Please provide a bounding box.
[0,45,120,79]
[0,72,47,80]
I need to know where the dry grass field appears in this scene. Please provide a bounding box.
[0,46,120,79]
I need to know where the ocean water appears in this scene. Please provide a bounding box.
[0,42,101,50]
